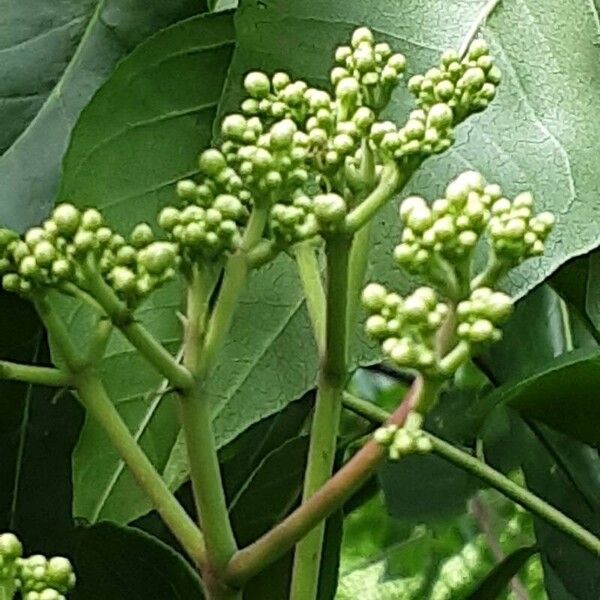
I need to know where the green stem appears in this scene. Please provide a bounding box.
[346,221,373,337]
[225,379,424,586]
[471,255,508,290]
[34,296,84,371]
[199,207,268,377]
[180,270,238,572]
[290,234,352,600]
[74,372,206,566]
[341,393,600,559]
[0,360,71,387]
[294,243,326,352]
[344,163,400,232]
[81,260,193,391]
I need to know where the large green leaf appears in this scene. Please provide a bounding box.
[71,522,203,599]
[58,13,236,524]
[0,293,83,554]
[516,420,600,599]
[0,0,206,232]
[0,1,95,153]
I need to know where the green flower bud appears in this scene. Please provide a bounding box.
[458,230,477,247]
[243,71,271,98]
[130,223,154,248]
[461,67,486,89]
[354,46,376,71]
[213,194,244,220]
[427,103,453,129]
[110,266,136,293]
[351,27,374,48]
[176,180,197,202]
[402,295,428,321]
[139,242,176,275]
[115,245,137,266]
[272,71,290,91]
[198,149,227,176]
[25,227,47,248]
[19,255,40,278]
[403,119,426,140]
[0,533,22,559]
[33,241,56,267]
[158,207,180,231]
[406,205,433,233]
[39,590,61,600]
[221,114,247,140]
[468,318,495,342]
[330,66,350,86]
[241,98,260,115]
[183,222,205,246]
[270,119,297,149]
[335,45,352,63]
[2,273,21,293]
[52,204,80,237]
[468,39,489,60]
[313,193,347,224]
[374,425,398,446]
[353,106,375,130]
[441,49,460,67]
[51,259,72,280]
[365,314,388,338]
[390,339,415,365]
[81,208,103,231]
[399,195,427,221]
[332,133,354,154]
[335,77,360,98]
[361,282,387,312]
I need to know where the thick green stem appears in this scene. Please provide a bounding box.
[346,221,373,337]
[199,207,268,377]
[290,234,352,600]
[34,295,84,371]
[341,393,600,559]
[225,379,424,586]
[81,260,193,391]
[181,270,238,573]
[74,372,206,565]
[0,360,71,387]
[294,243,326,352]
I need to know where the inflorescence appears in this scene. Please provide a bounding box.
[0,27,502,310]
[0,533,75,600]
[363,170,555,460]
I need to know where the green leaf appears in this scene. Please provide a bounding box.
[0,0,96,153]
[516,420,600,599]
[57,13,236,525]
[462,545,537,600]
[0,0,207,232]
[71,522,203,599]
[482,348,600,449]
[0,293,83,554]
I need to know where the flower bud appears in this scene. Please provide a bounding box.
[198,149,227,176]
[176,180,197,202]
[139,242,177,275]
[351,27,374,48]
[335,77,360,98]
[314,193,347,224]
[81,208,103,231]
[362,283,387,312]
[427,103,453,129]
[221,114,247,140]
[244,71,271,98]
[365,315,388,338]
[268,120,295,151]
[0,532,22,559]
[130,223,154,248]
[33,241,56,267]
[52,204,80,237]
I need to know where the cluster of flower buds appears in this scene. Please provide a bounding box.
[393,171,555,286]
[362,283,449,372]
[456,287,513,344]
[408,39,501,120]
[487,190,555,265]
[374,412,432,460]
[269,195,318,245]
[0,533,75,600]
[18,554,76,600]
[372,103,454,160]
[159,186,248,261]
[0,204,177,306]
[331,27,406,113]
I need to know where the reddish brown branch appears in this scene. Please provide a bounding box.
[224,377,423,586]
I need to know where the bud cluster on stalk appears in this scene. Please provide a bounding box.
[0,204,177,306]
[374,412,432,460]
[394,170,555,284]
[362,283,449,373]
[0,533,75,600]
[408,39,501,119]
[456,287,513,344]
